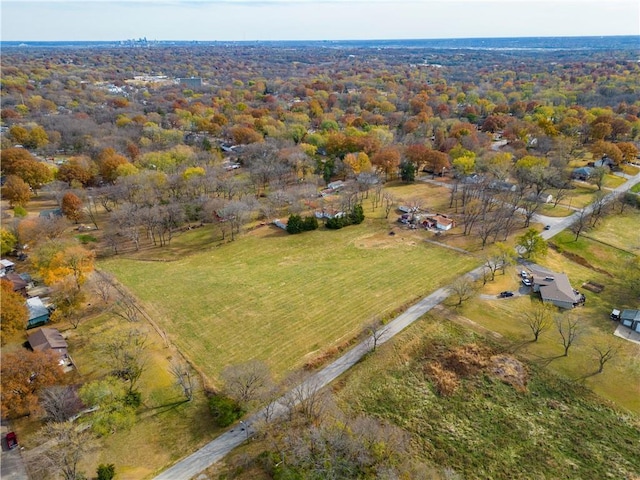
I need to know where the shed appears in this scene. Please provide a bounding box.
[26,297,50,329]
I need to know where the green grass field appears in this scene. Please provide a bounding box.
[101,219,479,384]
[631,182,640,193]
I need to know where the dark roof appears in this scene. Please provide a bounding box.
[620,310,640,322]
[4,272,28,291]
[28,327,68,354]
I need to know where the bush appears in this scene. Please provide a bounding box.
[97,464,116,480]
[123,390,141,408]
[209,395,245,427]
[76,234,98,244]
[287,214,319,234]
[13,205,27,218]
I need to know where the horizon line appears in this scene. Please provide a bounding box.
[2,34,639,43]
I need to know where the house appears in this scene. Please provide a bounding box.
[0,258,15,276]
[327,180,345,191]
[618,309,640,333]
[571,167,593,181]
[4,272,28,296]
[26,296,51,329]
[593,156,616,169]
[528,266,583,309]
[39,208,63,219]
[27,327,70,365]
[426,214,455,231]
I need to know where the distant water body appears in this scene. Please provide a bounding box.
[2,36,639,51]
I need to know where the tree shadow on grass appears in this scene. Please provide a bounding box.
[140,399,191,418]
[575,371,601,381]
[529,354,566,367]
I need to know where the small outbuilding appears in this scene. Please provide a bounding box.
[26,296,51,329]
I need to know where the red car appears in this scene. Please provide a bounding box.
[6,431,18,449]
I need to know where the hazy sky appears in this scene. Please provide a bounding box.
[2,0,639,42]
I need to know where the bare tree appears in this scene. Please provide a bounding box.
[593,344,618,374]
[113,291,139,323]
[523,303,553,342]
[103,329,148,394]
[365,317,388,352]
[92,270,114,304]
[570,209,590,241]
[170,360,196,401]
[27,421,96,480]
[555,316,581,356]
[382,192,395,219]
[449,276,476,306]
[281,372,327,423]
[221,359,273,406]
[39,386,81,423]
[589,191,609,228]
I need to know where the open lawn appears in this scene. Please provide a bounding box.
[577,208,640,255]
[101,218,479,385]
[631,182,640,193]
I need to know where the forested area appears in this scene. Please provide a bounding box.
[2,43,639,258]
[2,41,640,480]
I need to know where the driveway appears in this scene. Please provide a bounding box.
[0,420,28,480]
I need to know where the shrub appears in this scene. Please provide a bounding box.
[97,464,116,480]
[287,214,319,234]
[209,395,245,427]
[76,234,97,244]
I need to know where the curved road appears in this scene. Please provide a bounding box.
[154,170,640,480]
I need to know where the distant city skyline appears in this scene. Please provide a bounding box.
[2,0,639,42]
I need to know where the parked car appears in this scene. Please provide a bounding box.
[499,291,514,298]
[522,278,532,286]
[520,270,529,278]
[544,225,551,230]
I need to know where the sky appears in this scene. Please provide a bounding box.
[1,0,639,42]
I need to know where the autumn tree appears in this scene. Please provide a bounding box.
[33,241,96,290]
[371,146,401,181]
[61,192,83,223]
[0,278,28,343]
[2,174,32,207]
[56,156,96,187]
[0,227,17,255]
[97,148,130,183]
[1,350,65,418]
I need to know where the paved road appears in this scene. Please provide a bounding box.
[1,420,29,480]
[536,170,640,241]
[154,170,640,480]
[155,266,485,480]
